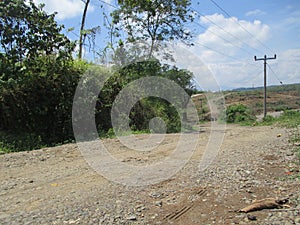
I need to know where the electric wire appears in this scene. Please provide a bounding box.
[97,0,118,9]
[191,8,260,56]
[267,63,284,86]
[194,40,241,61]
[209,0,275,54]
[193,20,254,57]
[74,0,276,91]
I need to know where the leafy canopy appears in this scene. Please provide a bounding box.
[0,0,75,80]
[112,0,194,56]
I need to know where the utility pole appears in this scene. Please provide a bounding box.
[254,54,276,118]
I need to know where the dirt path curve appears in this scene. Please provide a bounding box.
[0,124,299,224]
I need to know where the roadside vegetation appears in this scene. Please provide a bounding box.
[0,0,196,153]
[1,1,299,156]
[224,84,300,115]
[222,104,300,179]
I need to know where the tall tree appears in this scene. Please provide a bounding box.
[0,0,83,145]
[0,0,74,80]
[112,0,194,57]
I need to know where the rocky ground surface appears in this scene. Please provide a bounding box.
[0,124,299,225]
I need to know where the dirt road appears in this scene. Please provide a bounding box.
[0,124,299,224]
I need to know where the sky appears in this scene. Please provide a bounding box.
[32,0,300,90]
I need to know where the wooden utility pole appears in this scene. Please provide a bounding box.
[254,54,276,118]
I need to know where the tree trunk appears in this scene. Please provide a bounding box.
[79,0,90,59]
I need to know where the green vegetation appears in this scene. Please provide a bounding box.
[0,0,196,153]
[0,0,84,152]
[224,84,300,115]
[275,110,300,128]
[93,59,196,136]
[279,110,300,179]
[225,104,256,123]
[0,0,299,156]
[111,0,194,56]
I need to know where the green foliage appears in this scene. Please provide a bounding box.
[276,110,300,128]
[0,0,87,152]
[94,59,195,134]
[129,97,181,133]
[275,111,300,175]
[0,0,75,80]
[225,104,256,123]
[259,115,276,126]
[0,0,198,153]
[0,131,45,153]
[112,0,194,56]
[0,60,86,150]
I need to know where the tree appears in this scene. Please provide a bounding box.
[112,0,194,57]
[0,0,74,80]
[78,0,91,60]
[94,59,196,133]
[0,0,85,150]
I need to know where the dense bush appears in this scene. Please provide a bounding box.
[0,1,197,152]
[0,0,87,151]
[0,59,87,149]
[95,59,195,134]
[225,104,256,123]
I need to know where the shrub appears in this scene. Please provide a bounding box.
[277,110,300,128]
[225,104,256,123]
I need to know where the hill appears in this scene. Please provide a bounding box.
[225,83,300,115]
[192,83,300,120]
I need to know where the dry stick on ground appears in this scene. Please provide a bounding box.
[238,198,290,213]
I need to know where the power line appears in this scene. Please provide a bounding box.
[193,20,254,57]
[245,65,265,87]
[209,0,274,54]
[193,21,262,72]
[97,0,118,9]
[192,8,260,56]
[194,40,241,61]
[267,63,284,86]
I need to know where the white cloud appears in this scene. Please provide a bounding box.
[271,49,300,85]
[192,48,300,90]
[186,14,278,90]
[246,9,266,17]
[170,14,299,90]
[196,14,270,63]
[282,9,300,28]
[33,0,94,20]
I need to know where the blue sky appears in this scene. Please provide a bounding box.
[33,0,300,90]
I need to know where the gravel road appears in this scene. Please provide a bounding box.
[0,124,299,224]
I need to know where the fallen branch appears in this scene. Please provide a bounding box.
[239,198,289,213]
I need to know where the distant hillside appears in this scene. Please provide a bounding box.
[225,83,300,115]
[231,83,300,92]
[192,83,300,121]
